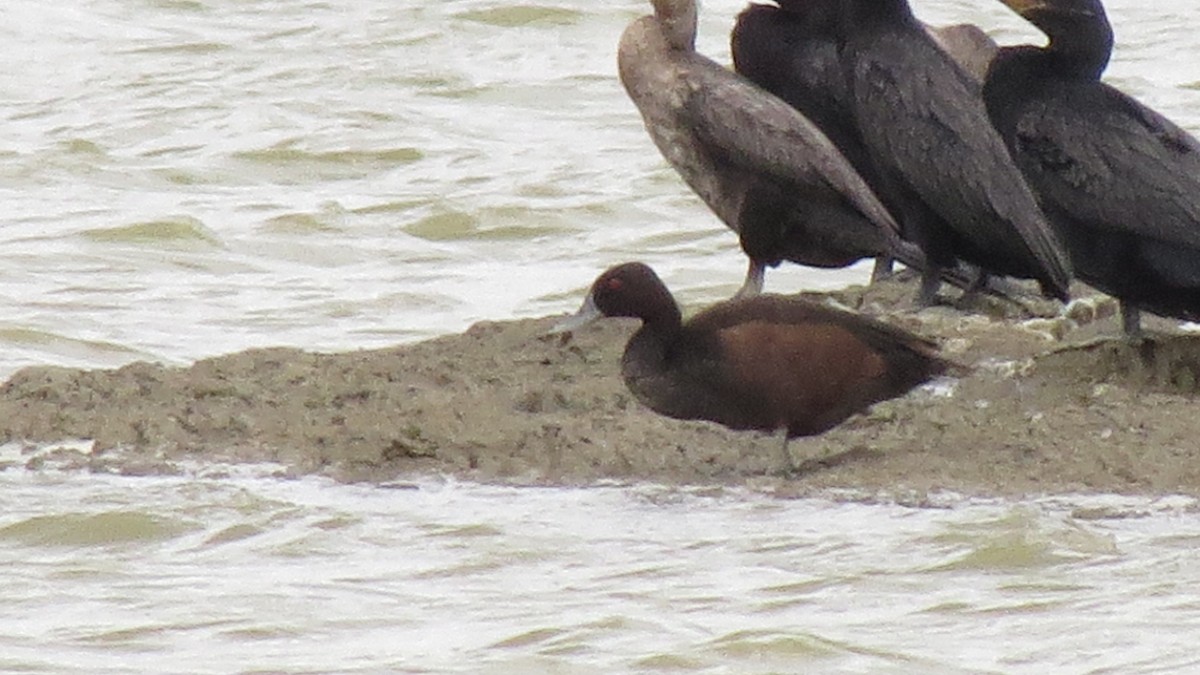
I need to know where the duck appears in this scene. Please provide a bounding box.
[555,262,961,472]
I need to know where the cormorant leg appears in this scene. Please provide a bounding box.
[869,255,895,283]
[777,428,797,475]
[959,267,990,303]
[916,265,942,307]
[1120,301,1143,339]
[734,259,766,299]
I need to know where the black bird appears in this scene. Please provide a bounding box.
[618,0,905,297]
[732,2,997,174]
[983,0,1200,336]
[731,1,1016,302]
[731,0,879,231]
[928,23,1000,84]
[836,0,1073,304]
[556,262,959,472]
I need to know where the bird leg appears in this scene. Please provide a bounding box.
[1120,301,1143,340]
[734,259,767,299]
[956,267,991,305]
[777,427,797,476]
[869,255,895,283]
[916,265,943,307]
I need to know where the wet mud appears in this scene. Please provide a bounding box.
[4,274,1200,499]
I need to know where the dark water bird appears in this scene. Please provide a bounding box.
[983,0,1200,336]
[731,1,1021,302]
[836,0,1073,304]
[555,262,959,472]
[928,23,1000,83]
[618,0,904,296]
[730,0,880,237]
[729,3,993,285]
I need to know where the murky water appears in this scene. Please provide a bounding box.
[2,459,1200,674]
[4,0,1198,376]
[3,0,1200,672]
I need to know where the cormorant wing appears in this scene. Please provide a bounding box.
[1013,82,1200,249]
[676,62,901,239]
[847,34,1071,294]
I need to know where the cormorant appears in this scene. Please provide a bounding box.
[731,0,879,235]
[618,0,904,296]
[928,23,1000,84]
[836,0,1073,304]
[983,0,1200,336]
[555,262,959,472]
[731,1,1011,302]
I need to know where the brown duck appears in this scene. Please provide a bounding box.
[557,263,962,472]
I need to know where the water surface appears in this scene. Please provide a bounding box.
[3,2,1200,672]
[2,460,1199,674]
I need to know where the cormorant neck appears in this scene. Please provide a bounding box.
[1029,8,1113,79]
[776,0,838,30]
[652,0,698,51]
[839,0,917,29]
[983,45,1044,137]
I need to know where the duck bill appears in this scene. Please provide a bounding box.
[549,291,603,334]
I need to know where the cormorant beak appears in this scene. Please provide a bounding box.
[548,291,603,334]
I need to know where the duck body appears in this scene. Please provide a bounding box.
[561,263,957,440]
[623,293,952,437]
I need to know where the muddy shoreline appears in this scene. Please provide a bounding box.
[4,274,1200,500]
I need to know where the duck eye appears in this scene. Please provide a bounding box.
[606,278,624,292]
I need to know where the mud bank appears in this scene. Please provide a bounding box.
[4,275,1200,499]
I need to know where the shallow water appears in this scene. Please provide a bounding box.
[4,0,1200,376]
[3,458,1200,675]
[4,0,1200,672]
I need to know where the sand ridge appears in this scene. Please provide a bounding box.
[3,275,1200,499]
